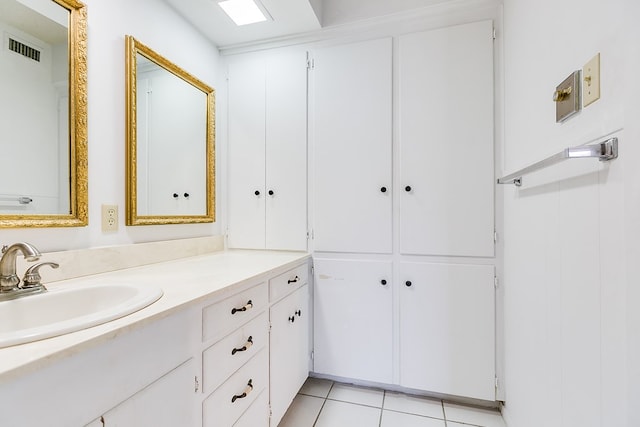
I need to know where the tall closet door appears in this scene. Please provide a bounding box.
[399,20,495,257]
[312,38,393,254]
[265,51,308,251]
[228,59,266,248]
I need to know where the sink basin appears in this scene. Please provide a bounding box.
[0,284,163,348]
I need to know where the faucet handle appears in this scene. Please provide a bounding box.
[22,262,59,289]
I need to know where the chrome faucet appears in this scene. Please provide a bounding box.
[0,243,46,300]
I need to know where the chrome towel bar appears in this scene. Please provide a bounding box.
[497,137,618,187]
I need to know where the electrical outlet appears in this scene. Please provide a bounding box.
[101,204,118,232]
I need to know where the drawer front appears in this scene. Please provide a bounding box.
[203,349,268,427]
[233,390,268,427]
[203,282,268,343]
[202,312,268,394]
[269,263,308,302]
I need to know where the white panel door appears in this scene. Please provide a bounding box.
[270,285,309,426]
[399,21,495,257]
[399,262,495,401]
[228,58,266,249]
[313,258,393,383]
[265,50,308,251]
[312,38,393,254]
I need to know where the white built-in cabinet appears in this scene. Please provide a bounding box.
[311,20,497,401]
[227,50,308,251]
[311,38,393,254]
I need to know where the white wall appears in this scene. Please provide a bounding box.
[501,0,638,426]
[0,0,223,252]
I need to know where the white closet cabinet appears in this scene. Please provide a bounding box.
[399,262,495,401]
[269,284,309,425]
[227,50,308,251]
[313,258,393,383]
[398,20,495,257]
[311,38,393,254]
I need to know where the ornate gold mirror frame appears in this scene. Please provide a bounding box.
[0,0,87,228]
[125,36,215,225]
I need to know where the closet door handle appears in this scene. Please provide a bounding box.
[184,192,189,198]
[380,186,387,193]
[405,280,412,287]
[288,315,295,323]
[173,193,179,198]
[231,336,253,355]
[231,379,253,403]
[295,309,302,317]
[231,300,253,315]
[405,186,412,192]
[254,190,260,196]
[380,279,387,286]
[268,190,274,196]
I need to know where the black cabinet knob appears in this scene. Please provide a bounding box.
[268,190,274,196]
[254,190,260,196]
[381,279,387,285]
[405,280,412,287]
[380,187,387,193]
[173,193,179,198]
[405,186,412,192]
[184,193,189,198]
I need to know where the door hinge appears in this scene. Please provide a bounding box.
[494,276,499,289]
[495,376,499,391]
[307,58,315,70]
[310,350,314,360]
[195,376,200,393]
[494,231,498,243]
[492,28,497,40]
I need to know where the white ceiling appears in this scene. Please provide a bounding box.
[163,0,456,49]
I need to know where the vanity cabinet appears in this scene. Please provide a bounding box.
[269,267,310,426]
[227,49,308,251]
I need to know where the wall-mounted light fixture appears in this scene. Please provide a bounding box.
[218,0,270,26]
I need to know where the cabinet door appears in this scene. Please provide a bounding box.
[265,50,308,251]
[228,58,267,249]
[313,258,393,383]
[399,262,495,401]
[399,21,494,257]
[311,38,393,254]
[270,285,309,426]
[101,359,196,426]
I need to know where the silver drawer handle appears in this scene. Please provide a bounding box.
[287,276,300,284]
[231,300,253,315]
[231,379,253,403]
[231,336,253,355]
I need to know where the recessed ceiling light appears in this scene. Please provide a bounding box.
[218,0,269,26]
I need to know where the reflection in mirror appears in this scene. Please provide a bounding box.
[0,0,87,227]
[125,36,215,226]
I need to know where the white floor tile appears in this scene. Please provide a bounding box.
[381,410,446,427]
[278,394,325,427]
[299,377,334,398]
[315,400,382,427]
[328,383,384,407]
[383,391,444,419]
[443,402,506,427]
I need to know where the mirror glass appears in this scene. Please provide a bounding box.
[125,36,215,225]
[0,0,87,227]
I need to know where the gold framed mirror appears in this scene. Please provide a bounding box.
[125,36,215,226]
[0,0,87,227]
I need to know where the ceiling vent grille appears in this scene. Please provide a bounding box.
[8,38,41,62]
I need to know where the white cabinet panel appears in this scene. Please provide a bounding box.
[313,258,393,383]
[399,262,495,401]
[270,285,309,426]
[399,20,495,257]
[312,38,393,254]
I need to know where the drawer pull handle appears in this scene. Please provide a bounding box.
[231,336,254,355]
[288,315,295,323]
[295,309,302,317]
[231,379,253,403]
[231,300,253,315]
[287,276,300,284]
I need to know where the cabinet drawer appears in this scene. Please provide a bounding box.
[233,389,268,427]
[203,312,268,395]
[269,263,308,302]
[203,349,268,427]
[203,282,268,343]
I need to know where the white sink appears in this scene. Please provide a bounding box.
[0,284,163,348]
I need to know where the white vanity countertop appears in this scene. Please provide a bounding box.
[0,249,310,381]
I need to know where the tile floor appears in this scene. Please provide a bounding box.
[278,378,507,427]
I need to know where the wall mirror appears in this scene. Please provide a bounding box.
[125,36,215,226]
[0,0,87,227]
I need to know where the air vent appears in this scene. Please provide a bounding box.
[8,38,41,62]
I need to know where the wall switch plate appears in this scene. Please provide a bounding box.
[101,204,118,232]
[582,53,601,107]
[554,70,581,123]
